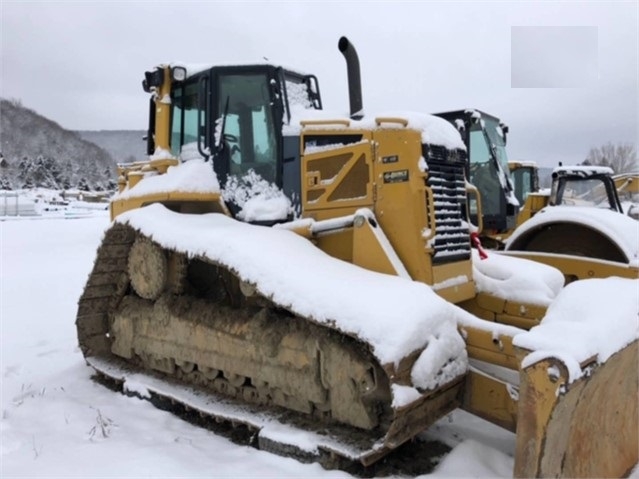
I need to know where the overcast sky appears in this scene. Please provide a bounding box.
[2,1,637,168]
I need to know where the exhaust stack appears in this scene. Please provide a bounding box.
[338,36,364,120]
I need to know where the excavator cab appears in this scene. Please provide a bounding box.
[435,110,519,234]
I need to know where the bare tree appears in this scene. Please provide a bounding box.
[583,142,637,173]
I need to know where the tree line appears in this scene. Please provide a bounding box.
[583,142,637,173]
[1,97,120,191]
[0,153,116,191]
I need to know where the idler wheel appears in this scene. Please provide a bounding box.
[128,237,167,300]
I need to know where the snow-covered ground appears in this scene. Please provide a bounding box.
[0,210,515,478]
[1,201,637,478]
[0,188,109,220]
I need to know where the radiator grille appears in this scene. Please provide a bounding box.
[425,159,471,264]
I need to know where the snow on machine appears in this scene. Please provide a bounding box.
[435,109,639,273]
[503,165,639,282]
[76,37,638,477]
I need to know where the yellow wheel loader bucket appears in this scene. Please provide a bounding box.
[514,340,638,478]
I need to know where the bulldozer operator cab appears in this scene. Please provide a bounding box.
[435,109,519,234]
[143,64,322,203]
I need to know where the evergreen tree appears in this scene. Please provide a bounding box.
[0,176,12,190]
[77,177,90,191]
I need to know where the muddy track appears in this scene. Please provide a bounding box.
[91,369,451,476]
[76,222,134,358]
[76,222,459,471]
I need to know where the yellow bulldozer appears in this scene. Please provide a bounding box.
[76,37,638,477]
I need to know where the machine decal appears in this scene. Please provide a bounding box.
[383,169,409,183]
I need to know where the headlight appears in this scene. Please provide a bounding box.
[171,66,187,82]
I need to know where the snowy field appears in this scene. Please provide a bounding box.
[1,209,636,478]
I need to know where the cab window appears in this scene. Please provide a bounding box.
[171,82,202,156]
[218,73,278,183]
[469,129,501,216]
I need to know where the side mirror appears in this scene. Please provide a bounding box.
[500,122,509,146]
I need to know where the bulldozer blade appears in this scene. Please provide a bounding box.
[514,340,638,478]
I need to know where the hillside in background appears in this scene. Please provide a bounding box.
[77,129,147,164]
[0,98,116,191]
[0,97,555,193]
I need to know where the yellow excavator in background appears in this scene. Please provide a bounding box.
[76,37,637,477]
